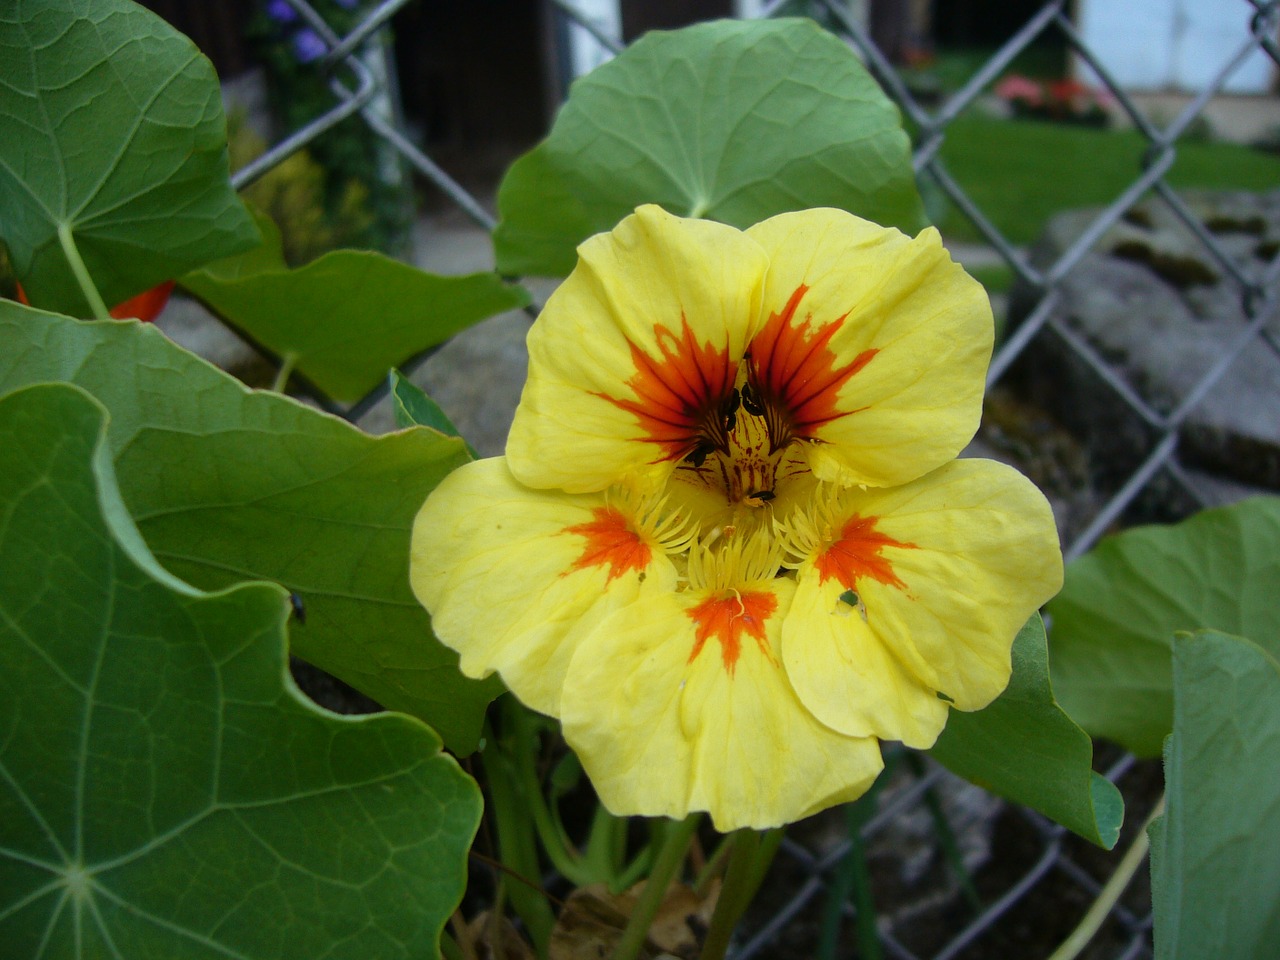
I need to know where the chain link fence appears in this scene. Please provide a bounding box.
[225,1,1280,956]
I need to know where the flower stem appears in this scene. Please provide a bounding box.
[508,701,591,884]
[906,751,980,911]
[1046,794,1166,960]
[693,833,735,896]
[818,780,887,960]
[483,720,555,957]
[57,223,110,320]
[699,827,782,960]
[611,813,700,960]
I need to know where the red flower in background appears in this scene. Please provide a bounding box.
[13,280,175,322]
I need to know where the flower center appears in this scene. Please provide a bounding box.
[672,375,812,510]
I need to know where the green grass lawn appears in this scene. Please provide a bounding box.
[932,115,1280,243]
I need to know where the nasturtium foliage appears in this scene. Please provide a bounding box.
[1150,630,1280,960]
[389,369,475,450]
[1048,497,1280,757]
[0,302,502,753]
[930,614,1123,849]
[492,17,926,276]
[183,224,530,403]
[0,0,259,317]
[0,383,481,960]
[192,206,289,281]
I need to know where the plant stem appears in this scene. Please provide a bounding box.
[271,352,298,393]
[57,223,110,320]
[693,834,735,896]
[440,931,465,960]
[448,911,479,960]
[818,788,884,960]
[906,751,981,911]
[585,803,629,889]
[509,702,592,884]
[613,841,656,893]
[699,827,782,960]
[611,813,700,960]
[1046,794,1167,960]
[483,717,556,958]
[745,828,784,899]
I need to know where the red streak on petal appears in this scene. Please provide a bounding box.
[598,316,737,461]
[749,285,876,438]
[563,507,652,583]
[686,590,778,675]
[816,514,915,592]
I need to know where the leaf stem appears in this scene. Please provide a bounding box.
[1046,794,1166,960]
[271,352,298,393]
[57,223,110,320]
[611,813,700,960]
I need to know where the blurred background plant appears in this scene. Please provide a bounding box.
[246,0,412,260]
[228,110,375,266]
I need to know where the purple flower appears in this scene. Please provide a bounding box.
[292,27,329,63]
[265,0,299,24]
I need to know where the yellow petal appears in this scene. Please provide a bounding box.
[781,572,950,748]
[507,205,770,493]
[410,458,678,715]
[561,578,884,831]
[790,459,1063,715]
[746,208,992,488]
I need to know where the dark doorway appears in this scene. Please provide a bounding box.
[393,0,552,188]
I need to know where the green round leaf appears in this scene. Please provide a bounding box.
[1047,497,1280,757]
[0,302,500,753]
[493,17,925,276]
[930,614,1123,849]
[0,0,259,316]
[1151,630,1280,959]
[0,383,481,959]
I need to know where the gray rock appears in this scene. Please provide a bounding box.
[1009,191,1280,491]
[153,293,274,387]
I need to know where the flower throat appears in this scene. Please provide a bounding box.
[677,372,811,508]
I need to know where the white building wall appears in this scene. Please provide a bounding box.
[1077,0,1276,94]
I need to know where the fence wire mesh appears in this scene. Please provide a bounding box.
[226,1,1280,956]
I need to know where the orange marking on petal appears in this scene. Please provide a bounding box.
[563,507,651,583]
[686,590,778,675]
[598,316,738,461]
[816,514,916,592]
[748,285,877,439]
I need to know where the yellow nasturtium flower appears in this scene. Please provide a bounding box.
[411,205,1063,831]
